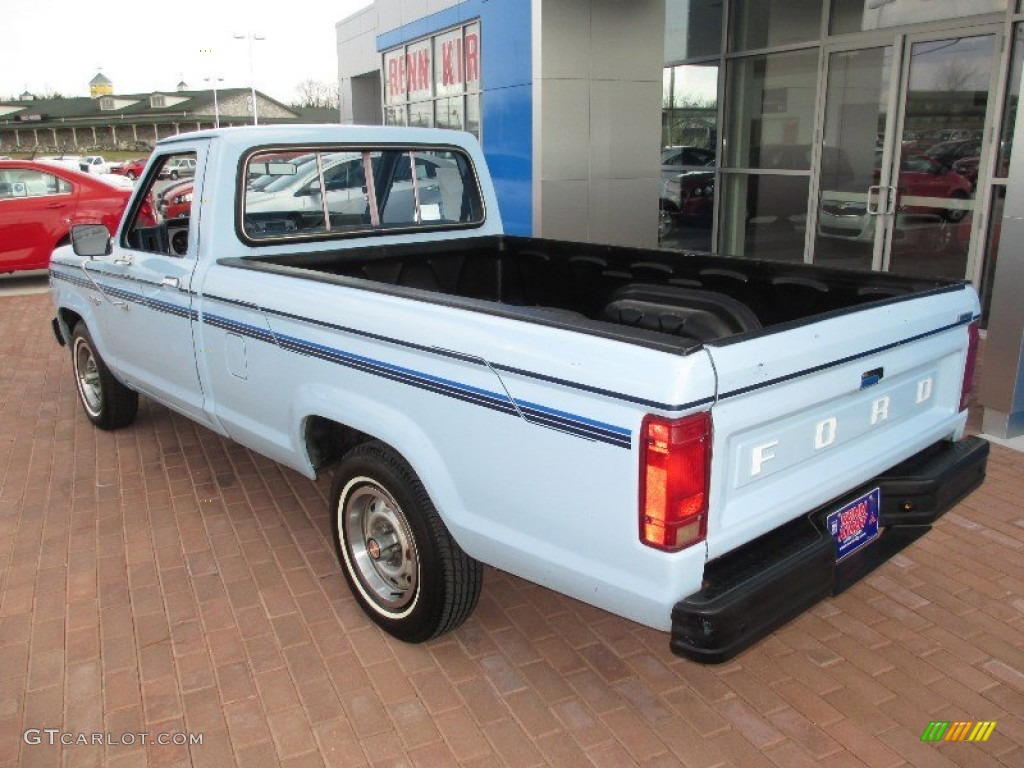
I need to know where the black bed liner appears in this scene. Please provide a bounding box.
[219,235,965,351]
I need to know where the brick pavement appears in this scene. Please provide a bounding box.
[0,290,1021,767]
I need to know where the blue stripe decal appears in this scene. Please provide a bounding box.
[53,268,632,447]
[203,311,631,448]
[51,269,197,320]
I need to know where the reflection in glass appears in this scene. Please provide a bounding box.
[730,0,821,52]
[409,101,432,128]
[979,186,1004,326]
[814,47,892,272]
[830,0,1006,36]
[726,50,819,170]
[662,64,719,155]
[466,94,481,138]
[435,97,464,130]
[889,35,994,279]
[719,173,809,262]
[661,63,719,252]
[998,26,1023,179]
[665,0,723,62]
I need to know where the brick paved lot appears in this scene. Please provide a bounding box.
[0,290,1022,767]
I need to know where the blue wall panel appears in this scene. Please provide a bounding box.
[377,0,533,235]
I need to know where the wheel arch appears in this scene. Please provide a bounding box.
[293,385,472,552]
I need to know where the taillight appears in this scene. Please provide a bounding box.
[959,319,980,412]
[639,412,711,552]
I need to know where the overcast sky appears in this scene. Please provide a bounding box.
[1,0,374,104]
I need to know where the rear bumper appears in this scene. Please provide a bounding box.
[670,435,989,663]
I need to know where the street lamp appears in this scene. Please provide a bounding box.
[204,75,224,128]
[233,32,265,126]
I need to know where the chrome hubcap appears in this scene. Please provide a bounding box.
[343,483,418,613]
[74,339,102,416]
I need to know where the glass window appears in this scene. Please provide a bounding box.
[998,25,1023,179]
[409,101,432,128]
[123,152,197,256]
[730,0,821,52]
[725,49,820,169]
[436,97,464,130]
[719,173,809,261]
[0,169,70,197]
[830,0,1006,36]
[665,0,723,62]
[662,63,719,159]
[241,147,484,242]
[382,22,481,135]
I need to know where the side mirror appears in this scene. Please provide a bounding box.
[70,224,112,258]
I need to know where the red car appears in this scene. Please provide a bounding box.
[0,159,132,274]
[158,179,194,220]
[110,157,148,180]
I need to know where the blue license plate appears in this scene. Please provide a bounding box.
[827,488,881,562]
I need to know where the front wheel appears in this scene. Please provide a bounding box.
[330,441,482,643]
[71,322,138,430]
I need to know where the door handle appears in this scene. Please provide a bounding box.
[161,276,180,290]
[113,255,133,266]
[866,185,881,215]
[885,185,897,215]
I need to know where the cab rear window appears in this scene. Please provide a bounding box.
[240,146,484,242]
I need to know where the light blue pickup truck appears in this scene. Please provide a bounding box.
[49,126,988,662]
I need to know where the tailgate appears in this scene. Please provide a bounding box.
[703,286,977,560]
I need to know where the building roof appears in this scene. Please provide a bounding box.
[90,72,112,85]
[0,89,302,124]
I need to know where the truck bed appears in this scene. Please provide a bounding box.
[225,235,959,349]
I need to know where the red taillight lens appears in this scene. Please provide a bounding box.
[639,412,711,552]
[959,319,980,412]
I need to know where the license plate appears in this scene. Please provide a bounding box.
[827,487,880,562]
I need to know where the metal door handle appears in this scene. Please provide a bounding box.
[161,276,180,289]
[113,255,133,266]
[867,185,881,215]
[885,185,896,215]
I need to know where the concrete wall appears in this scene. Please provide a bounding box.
[533,0,664,247]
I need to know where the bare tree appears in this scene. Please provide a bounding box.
[936,60,981,92]
[292,80,339,109]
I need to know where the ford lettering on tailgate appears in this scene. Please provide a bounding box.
[734,369,938,487]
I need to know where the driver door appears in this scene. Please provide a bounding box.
[97,144,211,423]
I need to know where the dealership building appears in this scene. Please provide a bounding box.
[335,0,1024,436]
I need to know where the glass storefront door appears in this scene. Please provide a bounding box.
[812,29,1001,280]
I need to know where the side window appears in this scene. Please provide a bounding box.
[0,169,69,197]
[123,151,197,256]
[241,146,484,242]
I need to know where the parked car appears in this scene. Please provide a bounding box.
[660,145,715,181]
[818,152,974,244]
[0,159,131,273]
[158,180,194,219]
[79,155,111,175]
[36,154,85,171]
[110,157,147,180]
[659,170,714,239]
[158,157,196,179]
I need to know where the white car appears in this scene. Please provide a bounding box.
[36,155,85,171]
[79,156,111,174]
[245,152,446,230]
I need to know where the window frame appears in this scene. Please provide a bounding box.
[234,142,487,247]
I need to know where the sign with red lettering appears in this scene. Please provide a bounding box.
[384,23,481,105]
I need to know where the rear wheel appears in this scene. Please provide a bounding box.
[71,322,138,430]
[330,441,482,643]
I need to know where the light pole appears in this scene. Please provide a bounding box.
[234,32,265,126]
[204,75,224,128]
